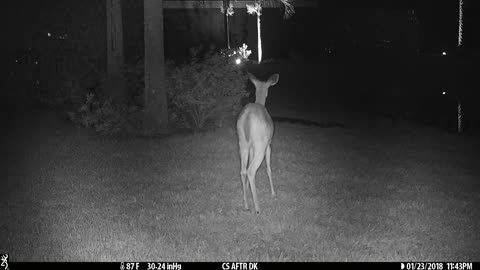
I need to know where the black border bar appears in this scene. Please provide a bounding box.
[7,262,478,270]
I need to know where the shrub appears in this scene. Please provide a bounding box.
[68,93,140,136]
[167,51,249,129]
[220,43,252,65]
[70,47,249,134]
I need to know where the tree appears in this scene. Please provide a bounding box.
[105,0,127,104]
[246,0,295,64]
[221,0,235,48]
[144,0,168,134]
[246,1,263,63]
[457,0,464,48]
[455,0,465,133]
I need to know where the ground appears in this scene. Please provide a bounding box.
[1,57,479,261]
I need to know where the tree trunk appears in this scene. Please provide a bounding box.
[257,14,262,64]
[106,0,126,104]
[224,0,231,49]
[456,0,465,134]
[458,0,464,48]
[144,0,168,134]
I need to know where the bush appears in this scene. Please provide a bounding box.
[220,43,252,65]
[167,51,249,129]
[70,47,249,134]
[68,93,140,136]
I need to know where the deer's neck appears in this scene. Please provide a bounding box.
[255,92,267,106]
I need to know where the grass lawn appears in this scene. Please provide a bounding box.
[1,105,479,261]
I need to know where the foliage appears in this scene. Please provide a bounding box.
[245,0,295,19]
[69,47,249,134]
[167,51,249,130]
[278,0,295,19]
[221,43,252,64]
[246,2,262,16]
[220,1,234,16]
[68,93,140,136]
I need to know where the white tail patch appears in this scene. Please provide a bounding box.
[236,72,279,213]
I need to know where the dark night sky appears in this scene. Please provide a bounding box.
[1,0,478,53]
[2,1,48,51]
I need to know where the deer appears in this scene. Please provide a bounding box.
[236,72,279,214]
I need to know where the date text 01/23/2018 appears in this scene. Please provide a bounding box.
[401,262,473,270]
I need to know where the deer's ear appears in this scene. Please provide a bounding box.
[268,74,279,86]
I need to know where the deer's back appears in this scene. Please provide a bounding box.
[237,103,274,145]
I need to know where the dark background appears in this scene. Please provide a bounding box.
[1,0,478,132]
